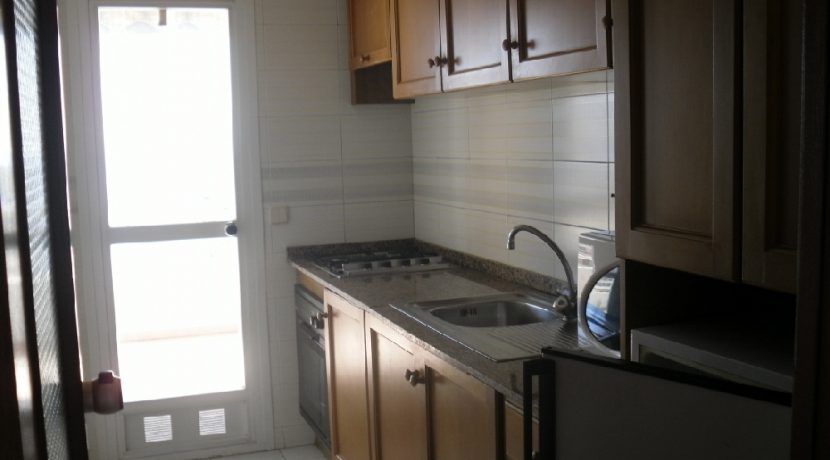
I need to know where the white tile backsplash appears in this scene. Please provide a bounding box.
[553,93,611,162]
[553,161,610,230]
[345,201,415,242]
[411,70,614,277]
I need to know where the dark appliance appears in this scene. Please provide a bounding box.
[522,350,792,459]
[295,284,330,447]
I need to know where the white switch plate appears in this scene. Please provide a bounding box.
[270,205,289,224]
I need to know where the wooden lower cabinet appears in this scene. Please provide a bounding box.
[504,403,539,460]
[324,290,372,460]
[365,315,429,460]
[425,354,499,460]
[324,288,501,460]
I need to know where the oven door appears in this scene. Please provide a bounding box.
[296,316,330,447]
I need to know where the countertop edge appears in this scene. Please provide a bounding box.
[290,259,529,408]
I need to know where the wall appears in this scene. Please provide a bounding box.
[255,0,413,447]
[412,71,615,281]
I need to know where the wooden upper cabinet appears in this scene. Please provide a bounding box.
[439,0,510,91]
[509,0,611,81]
[742,0,800,294]
[324,290,371,460]
[365,316,428,460]
[390,0,442,98]
[425,354,499,460]
[349,0,392,69]
[614,0,738,280]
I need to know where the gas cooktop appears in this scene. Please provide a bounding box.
[314,250,451,278]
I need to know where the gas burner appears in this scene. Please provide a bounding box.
[314,251,451,278]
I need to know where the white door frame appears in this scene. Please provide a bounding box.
[59,0,273,458]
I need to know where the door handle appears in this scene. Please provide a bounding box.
[82,371,123,414]
[224,222,238,236]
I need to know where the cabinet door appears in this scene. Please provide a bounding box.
[426,355,499,460]
[614,0,738,280]
[390,0,442,98]
[324,290,371,460]
[508,0,610,81]
[504,403,538,460]
[438,0,510,91]
[742,0,800,293]
[365,317,428,460]
[349,0,392,69]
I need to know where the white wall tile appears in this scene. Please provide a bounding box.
[258,70,341,116]
[411,91,466,113]
[553,93,609,162]
[506,160,555,222]
[553,161,609,230]
[262,161,343,206]
[269,204,345,253]
[468,99,553,160]
[412,107,469,158]
[260,116,341,163]
[462,209,509,264]
[344,201,414,242]
[342,158,413,203]
[341,111,412,159]
[413,158,468,208]
[464,159,507,214]
[258,24,339,70]
[259,0,338,25]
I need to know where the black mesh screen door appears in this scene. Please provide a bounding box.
[0,0,89,458]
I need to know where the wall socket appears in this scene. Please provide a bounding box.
[270,205,289,225]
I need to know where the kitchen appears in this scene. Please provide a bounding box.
[0,0,827,459]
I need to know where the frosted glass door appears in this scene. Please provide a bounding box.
[96,7,246,405]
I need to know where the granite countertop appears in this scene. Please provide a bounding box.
[288,240,586,409]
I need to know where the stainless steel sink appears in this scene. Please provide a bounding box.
[390,293,577,362]
[427,297,559,327]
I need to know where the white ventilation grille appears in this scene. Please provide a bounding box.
[143,415,173,443]
[198,408,226,436]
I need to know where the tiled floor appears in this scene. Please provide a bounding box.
[219,445,326,460]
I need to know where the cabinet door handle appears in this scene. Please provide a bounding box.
[428,56,446,68]
[360,54,370,62]
[405,369,424,386]
[502,39,519,51]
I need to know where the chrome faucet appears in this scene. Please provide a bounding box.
[506,225,577,318]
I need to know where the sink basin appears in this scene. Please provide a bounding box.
[429,299,558,327]
[390,292,575,362]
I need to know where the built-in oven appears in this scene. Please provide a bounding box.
[294,284,330,448]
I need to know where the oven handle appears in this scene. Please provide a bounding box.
[297,318,325,352]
